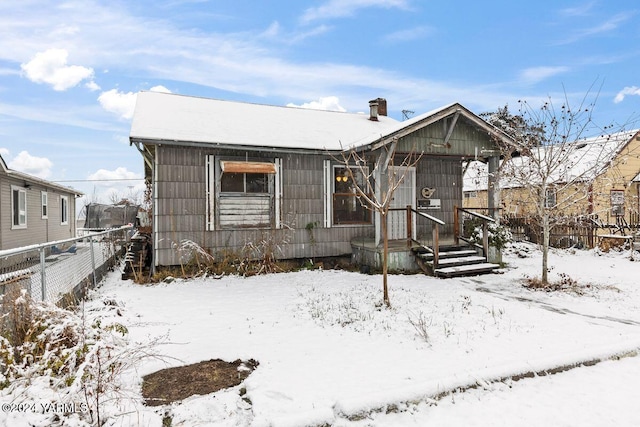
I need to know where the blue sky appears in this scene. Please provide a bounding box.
[1,0,639,212]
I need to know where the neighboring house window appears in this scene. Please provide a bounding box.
[41,191,48,219]
[610,190,625,216]
[544,188,556,208]
[11,186,27,228]
[60,195,69,225]
[332,166,371,225]
[207,159,281,230]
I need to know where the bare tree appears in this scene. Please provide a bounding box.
[335,140,422,307]
[488,90,633,284]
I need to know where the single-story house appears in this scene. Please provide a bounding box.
[129,92,512,272]
[1,154,82,251]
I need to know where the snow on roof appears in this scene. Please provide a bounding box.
[463,129,640,191]
[130,91,403,151]
[0,154,83,196]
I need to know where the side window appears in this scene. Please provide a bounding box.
[60,195,69,225]
[42,191,48,219]
[11,186,27,228]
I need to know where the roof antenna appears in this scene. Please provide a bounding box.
[402,109,414,121]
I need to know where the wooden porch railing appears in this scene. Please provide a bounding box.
[390,205,445,268]
[454,206,496,258]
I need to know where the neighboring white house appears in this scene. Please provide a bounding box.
[0,154,83,250]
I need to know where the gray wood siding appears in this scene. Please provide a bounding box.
[153,146,373,266]
[0,176,77,250]
[398,119,497,157]
[415,157,461,242]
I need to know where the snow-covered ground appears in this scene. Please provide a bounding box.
[4,242,640,426]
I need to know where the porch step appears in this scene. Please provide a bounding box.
[427,255,487,268]
[416,249,477,261]
[434,262,501,278]
[411,244,500,278]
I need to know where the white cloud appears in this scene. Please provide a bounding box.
[98,85,171,119]
[8,150,53,179]
[20,48,95,91]
[0,148,10,158]
[88,166,141,182]
[287,96,346,112]
[149,85,172,93]
[98,89,137,119]
[557,13,634,45]
[559,2,596,17]
[300,0,409,24]
[519,66,569,84]
[83,167,145,205]
[382,26,434,44]
[85,80,101,91]
[614,86,640,103]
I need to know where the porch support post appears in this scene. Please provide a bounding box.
[406,205,412,247]
[487,155,500,221]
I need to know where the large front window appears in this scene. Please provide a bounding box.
[332,166,371,225]
[209,159,280,229]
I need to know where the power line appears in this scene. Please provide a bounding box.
[53,178,145,183]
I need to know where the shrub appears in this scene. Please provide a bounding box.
[470,222,512,250]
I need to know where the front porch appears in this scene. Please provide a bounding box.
[350,206,501,277]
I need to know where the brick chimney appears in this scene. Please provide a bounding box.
[369,98,387,121]
[377,98,387,116]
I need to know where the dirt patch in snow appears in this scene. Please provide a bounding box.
[142,358,259,406]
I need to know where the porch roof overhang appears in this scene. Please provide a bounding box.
[365,103,512,156]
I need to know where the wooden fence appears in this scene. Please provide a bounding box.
[502,215,597,249]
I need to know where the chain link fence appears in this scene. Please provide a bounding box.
[0,226,132,304]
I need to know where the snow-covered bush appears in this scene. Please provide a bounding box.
[470,222,512,250]
[0,290,152,426]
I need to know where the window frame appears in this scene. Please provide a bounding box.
[331,165,372,226]
[206,157,282,231]
[11,185,27,229]
[544,188,556,209]
[41,191,48,219]
[60,195,69,225]
[610,189,625,216]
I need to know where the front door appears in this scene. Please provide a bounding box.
[387,166,416,240]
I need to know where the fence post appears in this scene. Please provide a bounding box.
[90,238,97,289]
[40,248,46,302]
